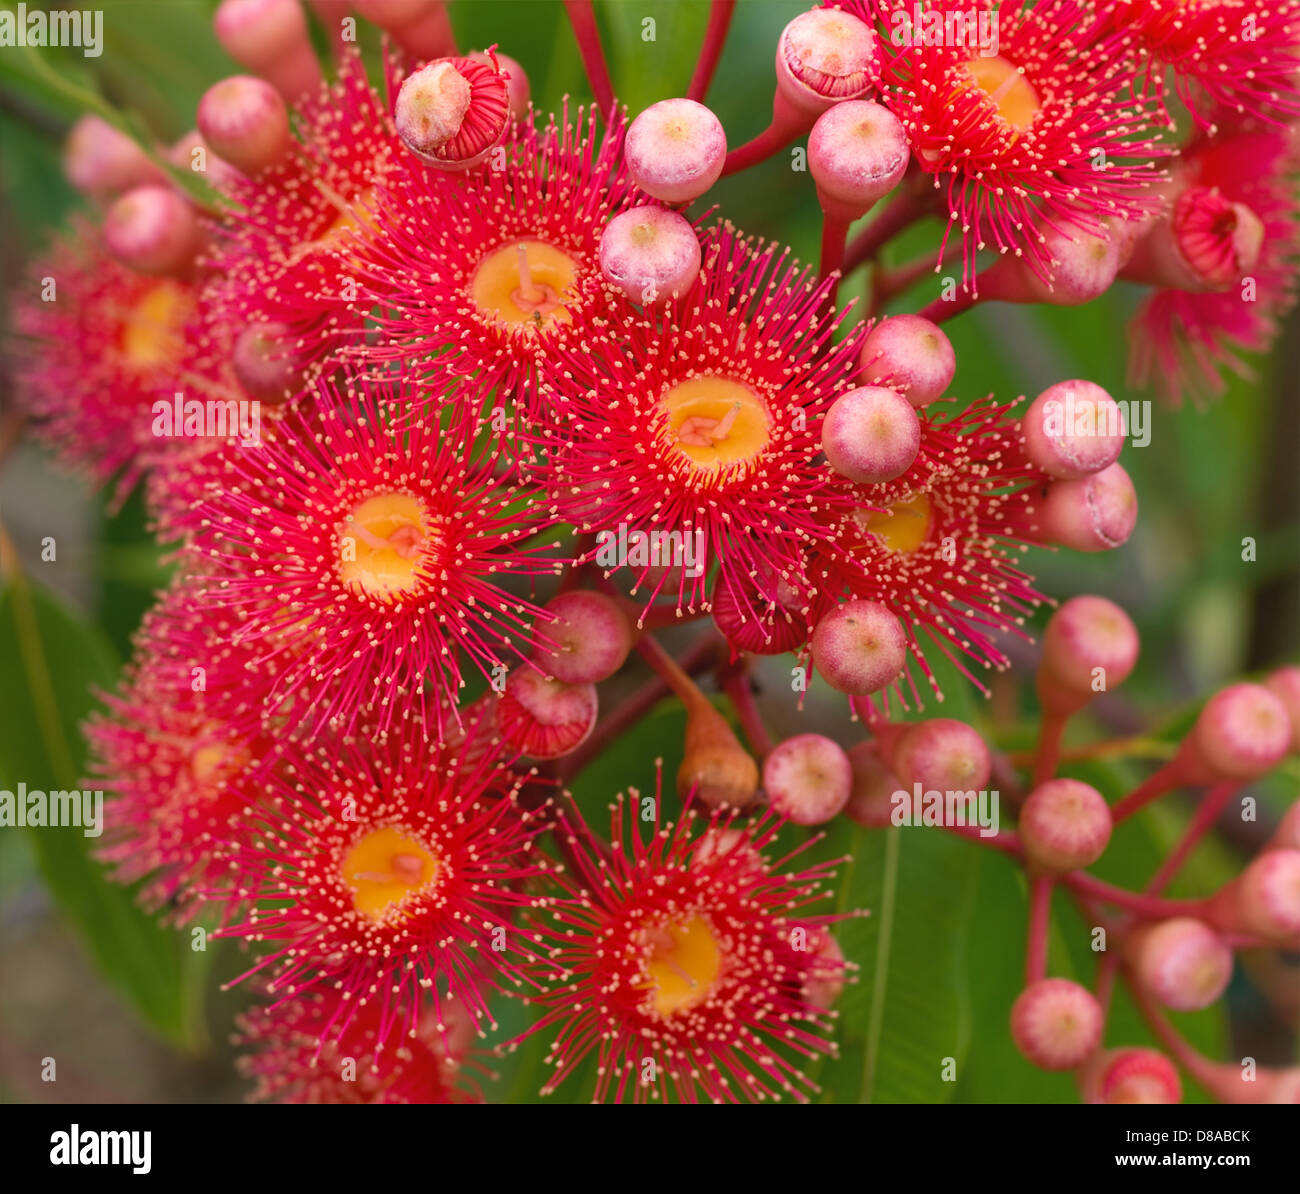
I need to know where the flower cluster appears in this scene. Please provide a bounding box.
[7,0,1298,1104]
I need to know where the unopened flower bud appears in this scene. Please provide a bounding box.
[890,718,991,794]
[1019,779,1112,872]
[533,590,633,684]
[844,741,900,827]
[63,114,165,202]
[197,75,292,176]
[859,314,954,408]
[1125,918,1233,1012]
[1037,595,1139,715]
[764,733,853,825]
[214,0,323,102]
[1021,380,1126,480]
[1184,682,1290,783]
[821,385,921,484]
[625,98,726,204]
[808,100,909,222]
[1010,978,1103,1071]
[811,599,908,696]
[103,184,203,275]
[1035,461,1138,552]
[599,207,702,305]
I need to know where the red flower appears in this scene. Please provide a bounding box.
[536,222,865,617]
[521,794,850,1103]
[13,219,197,501]
[236,992,482,1104]
[347,102,643,411]
[1100,0,1300,129]
[212,719,549,1048]
[861,0,1167,284]
[175,371,556,740]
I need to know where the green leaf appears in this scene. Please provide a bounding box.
[824,824,980,1103]
[0,573,210,1052]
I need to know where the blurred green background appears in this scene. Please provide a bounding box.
[0,0,1296,1104]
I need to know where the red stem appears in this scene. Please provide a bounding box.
[720,664,773,758]
[819,211,850,305]
[556,634,721,782]
[843,190,923,274]
[1025,875,1053,984]
[1032,708,1068,789]
[917,285,980,324]
[687,0,736,103]
[1144,782,1240,896]
[868,249,942,314]
[1109,756,1187,823]
[1063,871,1208,920]
[564,0,615,116]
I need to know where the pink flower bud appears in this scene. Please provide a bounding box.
[598,206,702,304]
[103,184,203,276]
[1019,779,1112,872]
[197,75,292,176]
[1036,461,1138,552]
[1186,682,1290,782]
[1010,978,1103,1071]
[625,98,726,204]
[496,668,598,760]
[821,385,921,484]
[232,322,303,404]
[763,733,853,825]
[775,7,877,117]
[1211,850,1300,946]
[394,56,511,170]
[859,314,954,408]
[63,114,165,202]
[811,599,908,696]
[808,100,909,222]
[1080,1047,1182,1104]
[213,0,323,102]
[890,718,991,794]
[1125,918,1233,1012]
[844,741,900,827]
[1020,380,1126,480]
[533,591,633,684]
[1037,595,1139,714]
[1264,666,1300,754]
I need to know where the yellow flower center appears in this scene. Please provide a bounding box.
[639,914,722,1017]
[861,492,934,554]
[120,279,194,370]
[341,825,441,922]
[338,493,431,601]
[470,239,578,329]
[963,55,1041,133]
[660,377,771,473]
